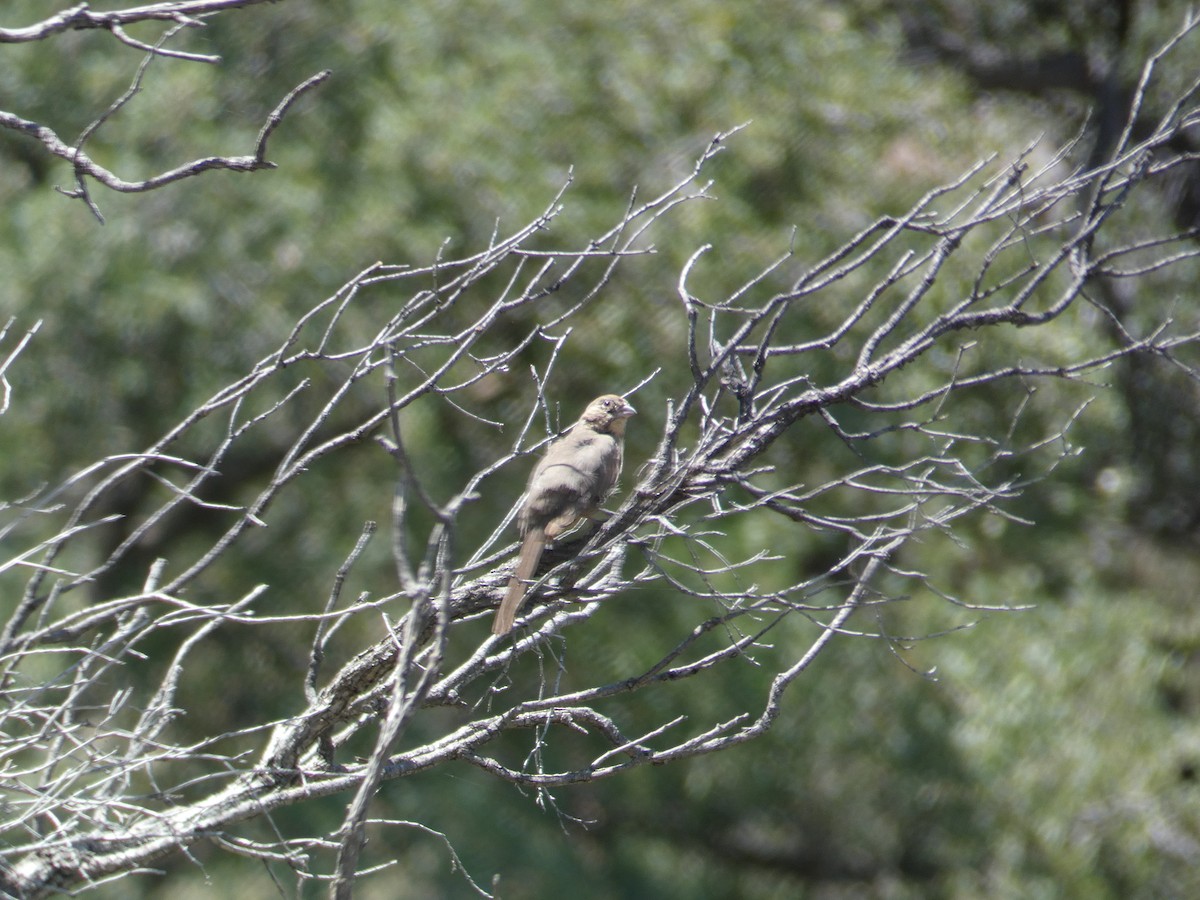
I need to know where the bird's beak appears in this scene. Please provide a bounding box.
[618,400,637,418]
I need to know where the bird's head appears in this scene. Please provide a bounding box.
[580,394,637,434]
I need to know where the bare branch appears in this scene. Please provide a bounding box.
[0,2,327,215]
[3,15,1200,896]
[0,1,282,44]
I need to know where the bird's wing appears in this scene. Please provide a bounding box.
[522,428,620,537]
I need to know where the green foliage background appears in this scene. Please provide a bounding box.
[1,1,1198,897]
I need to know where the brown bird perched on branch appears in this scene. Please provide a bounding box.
[492,394,637,635]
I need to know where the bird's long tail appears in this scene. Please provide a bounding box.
[492,527,547,635]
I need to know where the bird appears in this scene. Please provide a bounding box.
[492,393,637,635]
